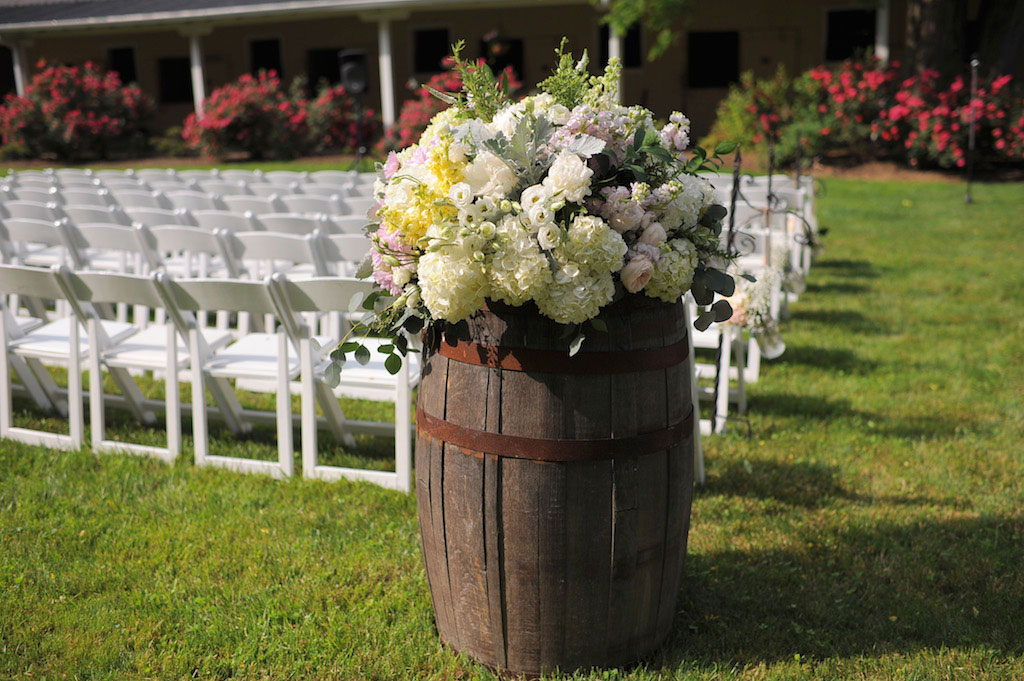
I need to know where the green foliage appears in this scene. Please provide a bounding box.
[434,40,514,123]
[538,38,594,109]
[594,0,693,61]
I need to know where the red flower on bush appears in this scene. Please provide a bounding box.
[308,85,382,153]
[0,60,152,160]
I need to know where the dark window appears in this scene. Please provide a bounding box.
[308,48,343,91]
[251,38,282,76]
[414,28,450,73]
[599,23,642,68]
[0,46,14,97]
[687,31,740,87]
[825,9,876,61]
[107,47,137,84]
[480,37,524,79]
[158,57,193,104]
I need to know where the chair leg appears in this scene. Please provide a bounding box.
[9,355,53,411]
[165,323,181,460]
[107,366,157,425]
[315,381,353,448]
[714,330,732,434]
[207,376,250,434]
[275,330,293,477]
[26,357,66,415]
[0,317,11,438]
[734,329,747,415]
[68,320,83,449]
[87,318,105,451]
[394,353,412,493]
[300,336,318,478]
[190,329,208,466]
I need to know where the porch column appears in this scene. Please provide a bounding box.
[377,19,396,129]
[8,40,30,96]
[875,0,891,64]
[180,27,211,115]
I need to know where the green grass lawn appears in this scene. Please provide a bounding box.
[2,178,1023,680]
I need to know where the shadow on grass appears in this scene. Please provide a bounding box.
[702,458,954,510]
[774,345,879,374]
[804,281,871,295]
[814,258,881,279]
[656,514,1024,667]
[747,393,867,421]
[787,309,891,335]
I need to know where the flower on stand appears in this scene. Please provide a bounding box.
[330,39,736,375]
[722,248,788,360]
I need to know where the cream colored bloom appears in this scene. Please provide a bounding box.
[543,151,593,204]
[464,151,518,200]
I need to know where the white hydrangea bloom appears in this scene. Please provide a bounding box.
[488,216,553,306]
[555,214,627,273]
[659,175,706,229]
[542,151,593,204]
[644,238,698,302]
[418,248,490,322]
[536,267,615,325]
[464,151,518,200]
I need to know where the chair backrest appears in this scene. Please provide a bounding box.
[64,222,149,259]
[59,176,102,188]
[95,169,135,180]
[316,233,371,272]
[257,213,327,236]
[56,267,165,310]
[328,216,368,235]
[192,209,259,233]
[339,196,379,219]
[248,183,298,198]
[125,206,193,227]
[281,195,339,216]
[220,169,265,183]
[99,177,146,190]
[54,168,94,181]
[198,179,250,196]
[166,190,224,212]
[0,217,72,250]
[60,188,113,207]
[298,184,343,198]
[1,200,61,222]
[177,169,217,182]
[10,187,61,204]
[222,195,284,215]
[309,170,356,186]
[272,275,375,314]
[149,180,195,192]
[112,189,171,209]
[139,225,238,278]
[226,231,320,273]
[0,263,67,301]
[11,177,58,190]
[264,170,309,184]
[157,274,278,316]
[135,169,178,182]
[61,204,131,226]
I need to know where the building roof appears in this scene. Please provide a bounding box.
[0,0,580,34]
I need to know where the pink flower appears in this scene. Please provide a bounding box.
[639,223,666,247]
[384,151,400,178]
[620,257,654,293]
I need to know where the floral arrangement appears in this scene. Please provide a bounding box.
[0,60,152,161]
[723,250,786,360]
[330,40,737,376]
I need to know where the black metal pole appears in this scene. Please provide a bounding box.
[354,95,365,171]
[965,56,979,204]
[727,146,742,255]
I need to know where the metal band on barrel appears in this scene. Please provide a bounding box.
[432,336,690,374]
[416,407,694,462]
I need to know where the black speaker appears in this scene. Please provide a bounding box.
[338,49,368,95]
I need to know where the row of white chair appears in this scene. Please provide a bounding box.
[4,167,377,188]
[0,264,415,490]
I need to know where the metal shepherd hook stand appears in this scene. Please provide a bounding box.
[966,56,980,204]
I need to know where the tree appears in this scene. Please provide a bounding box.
[592,0,693,61]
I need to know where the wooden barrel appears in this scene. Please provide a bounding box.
[415,295,695,677]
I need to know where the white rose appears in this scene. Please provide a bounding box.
[542,150,593,204]
[520,184,551,211]
[537,224,561,250]
[464,151,518,200]
[458,204,484,229]
[526,203,554,228]
[448,182,472,208]
[620,257,654,293]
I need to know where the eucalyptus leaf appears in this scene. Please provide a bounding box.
[347,291,364,313]
[704,268,736,296]
[694,311,715,332]
[714,141,739,155]
[402,315,424,334]
[631,128,645,151]
[590,318,608,333]
[691,276,714,306]
[340,341,360,352]
[354,345,371,366]
[705,204,728,221]
[385,353,403,375]
[308,338,321,353]
[569,332,586,357]
[740,273,757,282]
[324,361,342,388]
[711,299,734,322]
[354,253,374,279]
[568,134,607,158]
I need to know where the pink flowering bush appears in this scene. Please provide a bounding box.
[704,56,1024,169]
[0,60,153,160]
[307,84,382,152]
[183,70,309,159]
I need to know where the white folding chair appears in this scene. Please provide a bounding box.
[309,170,357,186]
[281,195,344,217]
[0,217,81,270]
[328,216,370,235]
[256,212,329,236]
[60,204,131,226]
[155,275,317,477]
[112,189,171,209]
[299,184,347,198]
[198,179,250,196]
[339,196,379,219]
[100,177,148,190]
[264,170,309,184]
[223,194,285,216]
[192,209,259,234]
[125,206,193,227]
[249,183,300,198]
[166,190,225,212]
[7,187,61,204]
[271,274,413,490]
[220,169,265,183]
[134,169,178,182]
[149,180,196,193]
[1,200,61,222]
[60,188,113,207]
[314,233,370,276]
